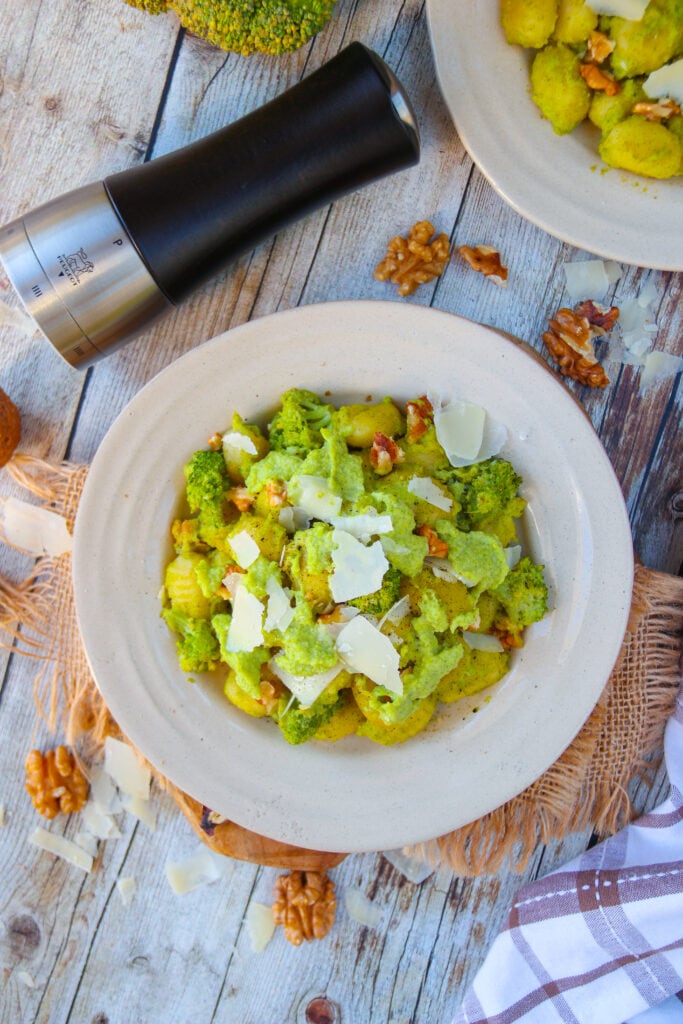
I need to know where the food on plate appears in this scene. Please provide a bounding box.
[501,0,683,178]
[542,301,619,385]
[25,746,88,818]
[374,221,451,296]
[123,0,337,55]
[457,245,509,284]
[161,390,549,746]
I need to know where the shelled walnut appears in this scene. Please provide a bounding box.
[273,870,336,946]
[25,746,88,818]
[374,221,450,297]
[542,303,619,388]
[457,244,508,284]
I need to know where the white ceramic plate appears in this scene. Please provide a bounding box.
[73,301,633,853]
[425,0,683,271]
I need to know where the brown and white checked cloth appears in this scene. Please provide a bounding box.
[453,675,683,1024]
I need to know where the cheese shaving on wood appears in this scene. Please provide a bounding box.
[165,847,223,895]
[104,737,151,801]
[29,827,94,872]
[245,902,276,952]
[0,497,72,556]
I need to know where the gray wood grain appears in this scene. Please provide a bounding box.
[0,0,681,1021]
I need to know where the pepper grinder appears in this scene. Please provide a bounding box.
[0,42,419,367]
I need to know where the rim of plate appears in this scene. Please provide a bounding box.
[425,0,683,271]
[73,300,634,852]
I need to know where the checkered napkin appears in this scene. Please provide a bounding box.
[453,676,683,1024]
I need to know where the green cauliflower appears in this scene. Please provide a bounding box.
[268,388,334,457]
[162,607,220,672]
[124,0,338,56]
[492,557,549,639]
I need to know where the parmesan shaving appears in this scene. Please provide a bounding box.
[463,632,505,653]
[330,530,389,603]
[226,585,264,652]
[245,902,276,952]
[81,800,122,840]
[271,660,343,708]
[407,476,452,511]
[29,827,94,872]
[343,887,383,928]
[0,497,72,557]
[121,792,157,831]
[228,529,260,569]
[222,431,257,456]
[335,615,402,694]
[264,575,295,633]
[74,831,99,858]
[587,0,648,19]
[644,57,683,107]
[382,848,437,884]
[329,511,393,541]
[116,876,137,906]
[104,737,151,801]
[89,765,122,815]
[639,351,683,395]
[287,475,342,522]
[165,847,223,895]
[504,545,522,569]
[433,400,485,461]
[563,259,610,302]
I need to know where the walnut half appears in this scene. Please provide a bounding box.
[25,746,88,818]
[542,304,618,388]
[273,870,336,946]
[374,221,450,297]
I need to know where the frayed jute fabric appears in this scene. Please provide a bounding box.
[1,454,682,875]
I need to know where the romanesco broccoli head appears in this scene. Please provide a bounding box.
[268,388,334,457]
[124,0,337,55]
[162,607,220,672]
[493,557,549,633]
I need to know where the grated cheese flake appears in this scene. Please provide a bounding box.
[29,827,94,872]
[407,476,453,511]
[121,792,157,831]
[0,497,72,557]
[563,259,609,302]
[264,575,295,633]
[587,0,648,18]
[330,529,389,603]
[335,615,402,694]
[116,876,137,906]
[644,57,683,107]
[245,902,276,952]
[271,659,343,708]
[287,475,342,522]
[463,632,505,653]
[222,431,257,456]
[343,886,384,928]
[165,847,223,895]
[104,736,151,801]
[228,529,260,569]
[226,585,264,652]
[433,400,485,461]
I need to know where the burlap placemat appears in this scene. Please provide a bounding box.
[1,454,682,875]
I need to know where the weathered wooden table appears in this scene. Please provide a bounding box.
[0,2,681,1022]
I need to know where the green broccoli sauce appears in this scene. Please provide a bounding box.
[161,390,550,746]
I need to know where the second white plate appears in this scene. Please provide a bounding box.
[426,0,683,270]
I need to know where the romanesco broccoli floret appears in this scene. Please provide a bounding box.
[268,388,334,457]
[348,566,402,616]
[492,557,549,635]
[184,448,231,546]
[162,607,220,672]
[124,0,337,56]
[444,458,526,529]
[276,689,342,745]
